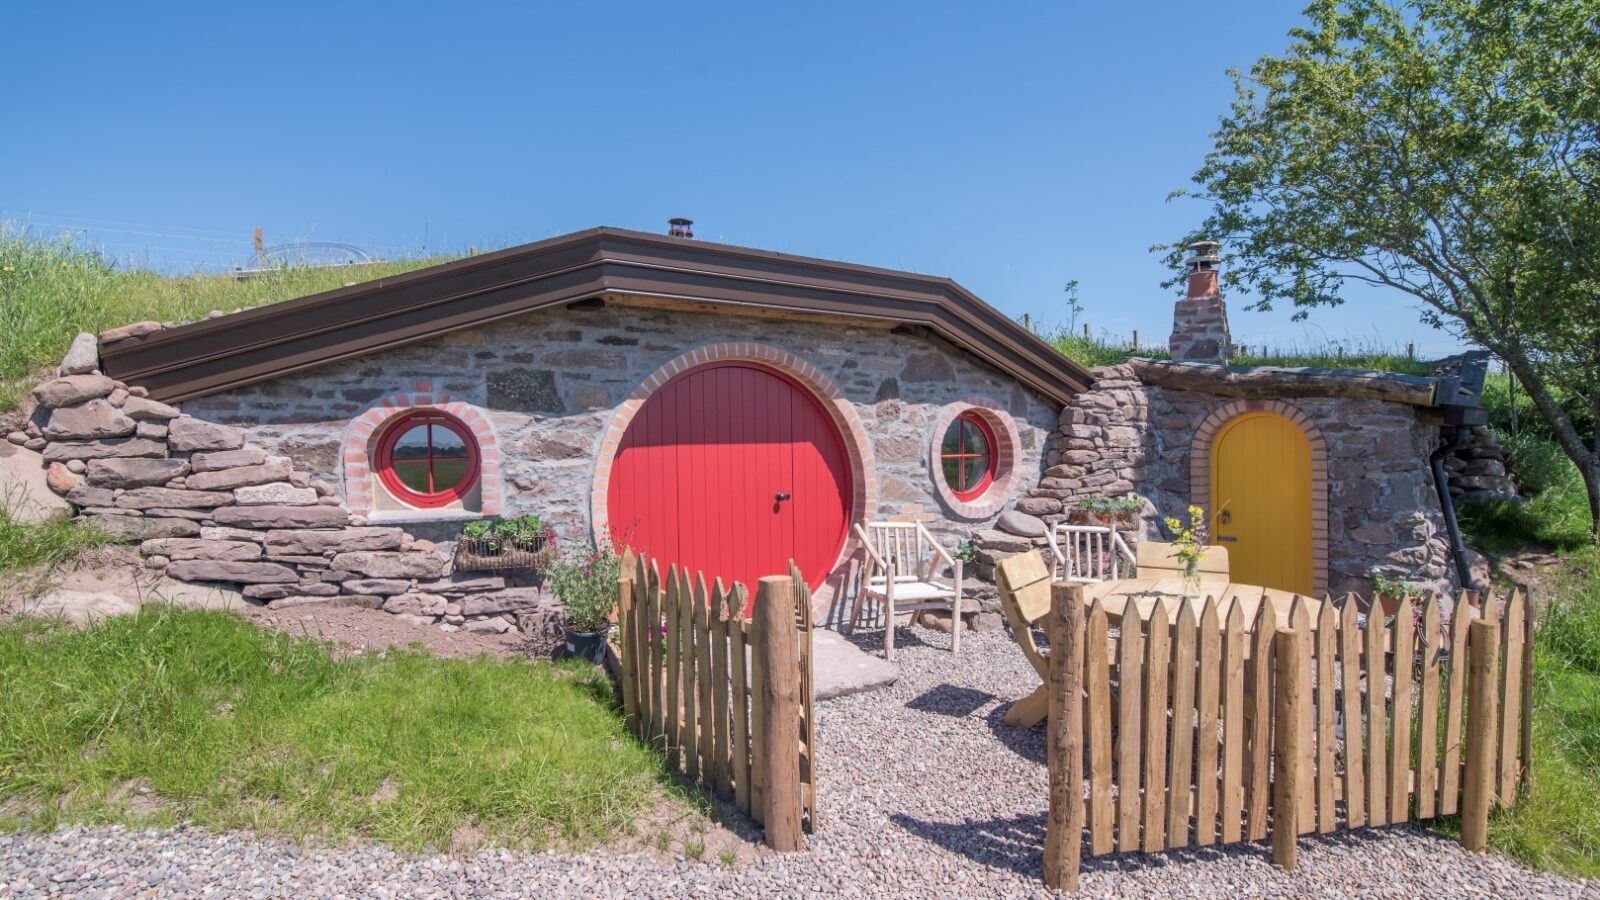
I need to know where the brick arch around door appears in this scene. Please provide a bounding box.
[1188,399,1329,596]
[591,343,877,594]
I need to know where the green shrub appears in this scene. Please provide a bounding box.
[544,544,621,633]
[1501,432,1579,496]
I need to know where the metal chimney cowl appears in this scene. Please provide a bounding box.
[1167,240,1231,364]
[668,218,695,239]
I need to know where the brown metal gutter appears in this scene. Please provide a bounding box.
[99,227,1092,405]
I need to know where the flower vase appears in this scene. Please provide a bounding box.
[1181,562,1202,602]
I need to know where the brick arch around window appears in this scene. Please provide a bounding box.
[1188,399,1329,596]
[927,397,1023,519]
[342,382,504,517]
[589,342,877,567]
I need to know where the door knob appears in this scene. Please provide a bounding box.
[775,492,792,502]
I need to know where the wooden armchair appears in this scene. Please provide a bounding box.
[994,549,1054,728]
[847,521,963,659]
[1045,523,1136,583]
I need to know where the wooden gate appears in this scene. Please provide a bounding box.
[615,549,817,851]
[1043,586,1533,890]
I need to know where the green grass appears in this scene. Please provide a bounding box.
[1486,546,1600,878]
[1460,368,1597,553]
[0,606,671,851]
[1047,326,1436,376]
[1228,347,1435,376]
[0,226,455,412]
[0,501,107,576]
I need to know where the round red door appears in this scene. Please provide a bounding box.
[607,362,851,594]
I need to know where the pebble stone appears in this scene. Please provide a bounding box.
[1,628,1594,898]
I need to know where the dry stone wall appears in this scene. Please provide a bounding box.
[11,338,561,637]
[978,363,1459,599]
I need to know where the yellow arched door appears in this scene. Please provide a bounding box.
[1210,412,1314,595]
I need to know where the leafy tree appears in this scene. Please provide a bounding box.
[1166,0,1600,536]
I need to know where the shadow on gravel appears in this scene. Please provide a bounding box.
[834,625,939,655]
[896,807,1442,882]
[982,703,1048,765]
[906,684,995,718]
[889,810,1047,877]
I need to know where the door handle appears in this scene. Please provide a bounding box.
[775,492,792,502]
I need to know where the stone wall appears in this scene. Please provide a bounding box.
[16,355,562,637]
[981,363,1458,598]
[176,302,1059,551]
[1442,426,1518,505]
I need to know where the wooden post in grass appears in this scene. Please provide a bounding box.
[1043,582,1085,892]
[1462,618,1501,853]
[754,575,803,852]
[1272,627,1303,872]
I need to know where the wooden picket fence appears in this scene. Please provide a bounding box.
[1042,586,1534,891]
[615,550,817,851]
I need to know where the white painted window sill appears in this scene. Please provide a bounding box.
[365,509,485,526]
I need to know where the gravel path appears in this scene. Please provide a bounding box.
[3,626,1594,898]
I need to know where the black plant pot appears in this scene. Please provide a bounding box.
[563,625,612,664]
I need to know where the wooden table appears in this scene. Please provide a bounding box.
[1080,576,1322,629]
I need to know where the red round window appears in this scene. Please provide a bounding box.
[374,411,480,508]
[939,411,997,502]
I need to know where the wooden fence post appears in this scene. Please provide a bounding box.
[1462,618,1501,853]
[1272,627,1303,871]
[753,575,804,852]
[1043,583,1085,892]
[618,557,638,728]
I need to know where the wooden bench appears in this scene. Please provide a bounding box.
[994,549,1054,728]
[1133,540,1230,580]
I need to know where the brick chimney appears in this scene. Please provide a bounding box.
[1168,240,1231,364]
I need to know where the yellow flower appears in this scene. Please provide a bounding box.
[1,265,13,272]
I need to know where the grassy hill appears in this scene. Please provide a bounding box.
[0,228,454,412]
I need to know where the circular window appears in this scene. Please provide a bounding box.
[374,411,480,508]
[940,411,997,501]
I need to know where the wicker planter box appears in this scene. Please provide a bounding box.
[454,534,558,572]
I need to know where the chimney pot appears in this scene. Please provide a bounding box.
[668,217,695,239]
[1169,239,1231,364]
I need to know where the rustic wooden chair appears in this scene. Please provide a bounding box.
[1133,541,1230,580]
[847,521,963,659]
[1045,523,1136,583]
[994,549,1055,728]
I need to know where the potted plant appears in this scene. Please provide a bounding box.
[1073,495,1141,527]
[1370,571,1429,618]
[455,514,558,571]
[544,542,622,663]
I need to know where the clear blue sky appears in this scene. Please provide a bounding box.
[3,1,1468,357]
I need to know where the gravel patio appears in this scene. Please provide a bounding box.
[2,626,1594,898]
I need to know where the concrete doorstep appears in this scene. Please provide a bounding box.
[811,628,898,701]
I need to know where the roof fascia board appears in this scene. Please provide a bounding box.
[100,227,1092,404]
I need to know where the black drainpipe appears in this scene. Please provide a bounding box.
[1429,425,1477,592]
